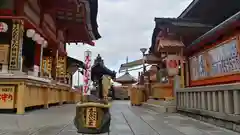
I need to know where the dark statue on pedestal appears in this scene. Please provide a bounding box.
[74,54,116,134]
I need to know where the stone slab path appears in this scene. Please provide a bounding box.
[0,101,239,135]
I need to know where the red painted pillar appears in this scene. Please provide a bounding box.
[33,43,41,76]
[14,0,25,16]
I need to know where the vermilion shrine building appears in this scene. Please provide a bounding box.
[148,0,240,132]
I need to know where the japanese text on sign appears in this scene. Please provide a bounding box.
[0,93,13,102]
[83,50,92,95]
[0,87,13,102]
[0,86,15,109]
[86,107,97,128]
[9,19,24,70]
[57,56,66,77]
[190,39,240,80]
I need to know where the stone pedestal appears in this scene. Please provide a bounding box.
[1,65,8,73]
[142,99,177,113]
[74,102,111,134]
[33,65,39,77]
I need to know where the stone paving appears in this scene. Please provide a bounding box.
[0,101,239,135]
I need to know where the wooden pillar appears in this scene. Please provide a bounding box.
[59,89,63,105]
[144,72,150,101]
[33,43,41,76]
[180,49,185,88]
[39,43,44,77]
[185,60,190,87]
[17,82,25,114]
[44,87,49,109]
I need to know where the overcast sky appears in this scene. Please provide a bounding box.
[67,0,192,86]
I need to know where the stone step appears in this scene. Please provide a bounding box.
[142,99,177,113]
[147,99,176,106]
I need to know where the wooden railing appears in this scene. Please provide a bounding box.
[176,83,240,131]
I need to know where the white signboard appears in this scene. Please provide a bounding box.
[165,55,181,76]
[83,50,92,95]
[189,39,240,80]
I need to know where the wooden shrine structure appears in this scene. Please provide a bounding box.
[91,54,116,99]
[0,0,101,114]
[148,0,240,132]
[114,57,137,99]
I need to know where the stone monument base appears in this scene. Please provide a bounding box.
[74,102,111,134]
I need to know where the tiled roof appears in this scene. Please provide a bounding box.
[115,72,137,83]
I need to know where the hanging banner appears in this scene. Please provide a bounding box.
[41,57,52,77]
[165,55,181,76]
[57,56,66,78]
[9,19,24,70]
[83,50,92,95]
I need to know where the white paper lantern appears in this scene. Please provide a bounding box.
[32,33,40,41]
[43,40,48,48]
[26,29,35,38]
[0,22,8,32]
[37,37,44,45]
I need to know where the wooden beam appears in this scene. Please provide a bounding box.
[15,0,25,16]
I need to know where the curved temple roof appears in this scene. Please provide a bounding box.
[39,0,101,45]
[115,72,137,84]
[91,54,116,81]
[67,56,85,75]
[88,0,101,40]
[178,0,240,25]
[149,18,212,53]
[187,11,240,52]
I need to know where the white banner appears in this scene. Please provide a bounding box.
[83,50,92,95]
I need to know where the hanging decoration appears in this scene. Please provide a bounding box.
[83,50,92,95]
[165,55,181,76]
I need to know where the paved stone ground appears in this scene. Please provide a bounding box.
[0,101,239,135]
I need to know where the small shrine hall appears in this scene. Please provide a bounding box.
[115,57,137,86]
[0,0,101,114]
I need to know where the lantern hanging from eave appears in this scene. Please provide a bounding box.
[165,55,181,76]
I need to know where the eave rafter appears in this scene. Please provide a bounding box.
[38,0,94,45]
